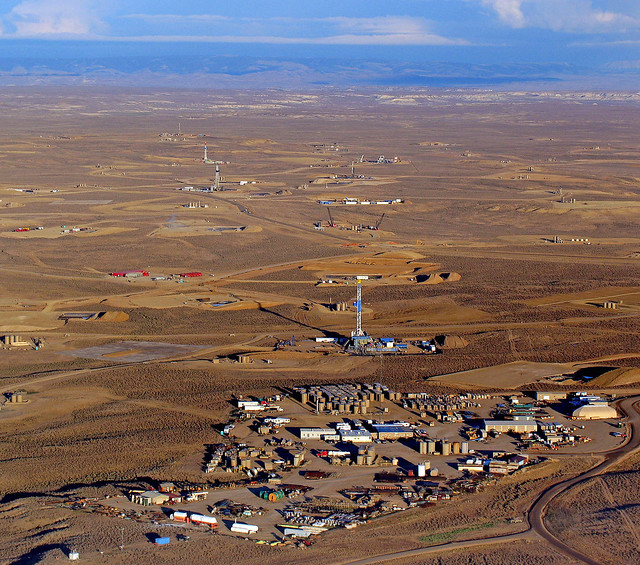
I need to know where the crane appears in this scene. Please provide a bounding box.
[327,207,336,227]
[365,212,385,231]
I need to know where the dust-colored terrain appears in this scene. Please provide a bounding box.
[2,87,640,564]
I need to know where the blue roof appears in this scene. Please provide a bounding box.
[372,425,411,433]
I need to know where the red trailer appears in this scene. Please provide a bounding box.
[179,272,202,278]
[110,270,149,277]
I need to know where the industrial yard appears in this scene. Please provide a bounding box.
[2,88,640,564]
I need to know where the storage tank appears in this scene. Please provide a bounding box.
[452,442,461,455]
[461,441,470,454]
[171,511,188,522]
[267,490,285,502]
[427,440,437,454]
[417,463,427,477]
[441,441,451,456]
[418,441,428,455]
[230,522,259,534]
[191,514,218,527]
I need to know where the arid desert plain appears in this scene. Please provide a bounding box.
[2,88,640,564]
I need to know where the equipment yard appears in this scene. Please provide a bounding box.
[2,88,640,564]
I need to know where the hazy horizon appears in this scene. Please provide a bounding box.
[0,1,638,89]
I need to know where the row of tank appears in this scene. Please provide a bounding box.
[417,439,470,456]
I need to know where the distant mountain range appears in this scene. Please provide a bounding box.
[0,55,636,90]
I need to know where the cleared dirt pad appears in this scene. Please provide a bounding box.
[65,341,205,362]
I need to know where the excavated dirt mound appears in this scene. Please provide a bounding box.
[98,311,129,322]
[589,367,640,387]
[416,271,461,284]
[417,273,443,284]
[435,335,469,349]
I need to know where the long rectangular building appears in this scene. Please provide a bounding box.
[371,424,414,440]
[299,428,335,440]
[483,420,538,433]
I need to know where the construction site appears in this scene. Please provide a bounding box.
[1,88,640,564]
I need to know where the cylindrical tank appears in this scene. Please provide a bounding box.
[301,392,309,404]
[452,442,461,454]
[461,441,470,454]
[418,441,428,455]
[427,440,437,454]
[356,454,365,465]
[365,454,374,466]
[417,464,427,477]
[441,441,451,456]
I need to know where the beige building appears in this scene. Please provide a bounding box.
[484,420,538,433]
[534,391,567,402]
[130,491,170,506]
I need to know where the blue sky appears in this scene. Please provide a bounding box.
[0,1,638,77]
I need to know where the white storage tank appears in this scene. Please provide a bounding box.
[190,514,218,527]
[230,522,259,534]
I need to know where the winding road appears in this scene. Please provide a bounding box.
[341,394,640,565]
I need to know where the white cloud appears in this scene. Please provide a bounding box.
[7,0,104,37]
[110,32,466,46]
[480,0,640,33]
[113,14,465,46]
[481,0,525,28]
[122,14,230,24]
[322,16,465,44]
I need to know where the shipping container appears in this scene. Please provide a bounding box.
[154,537,171,546]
